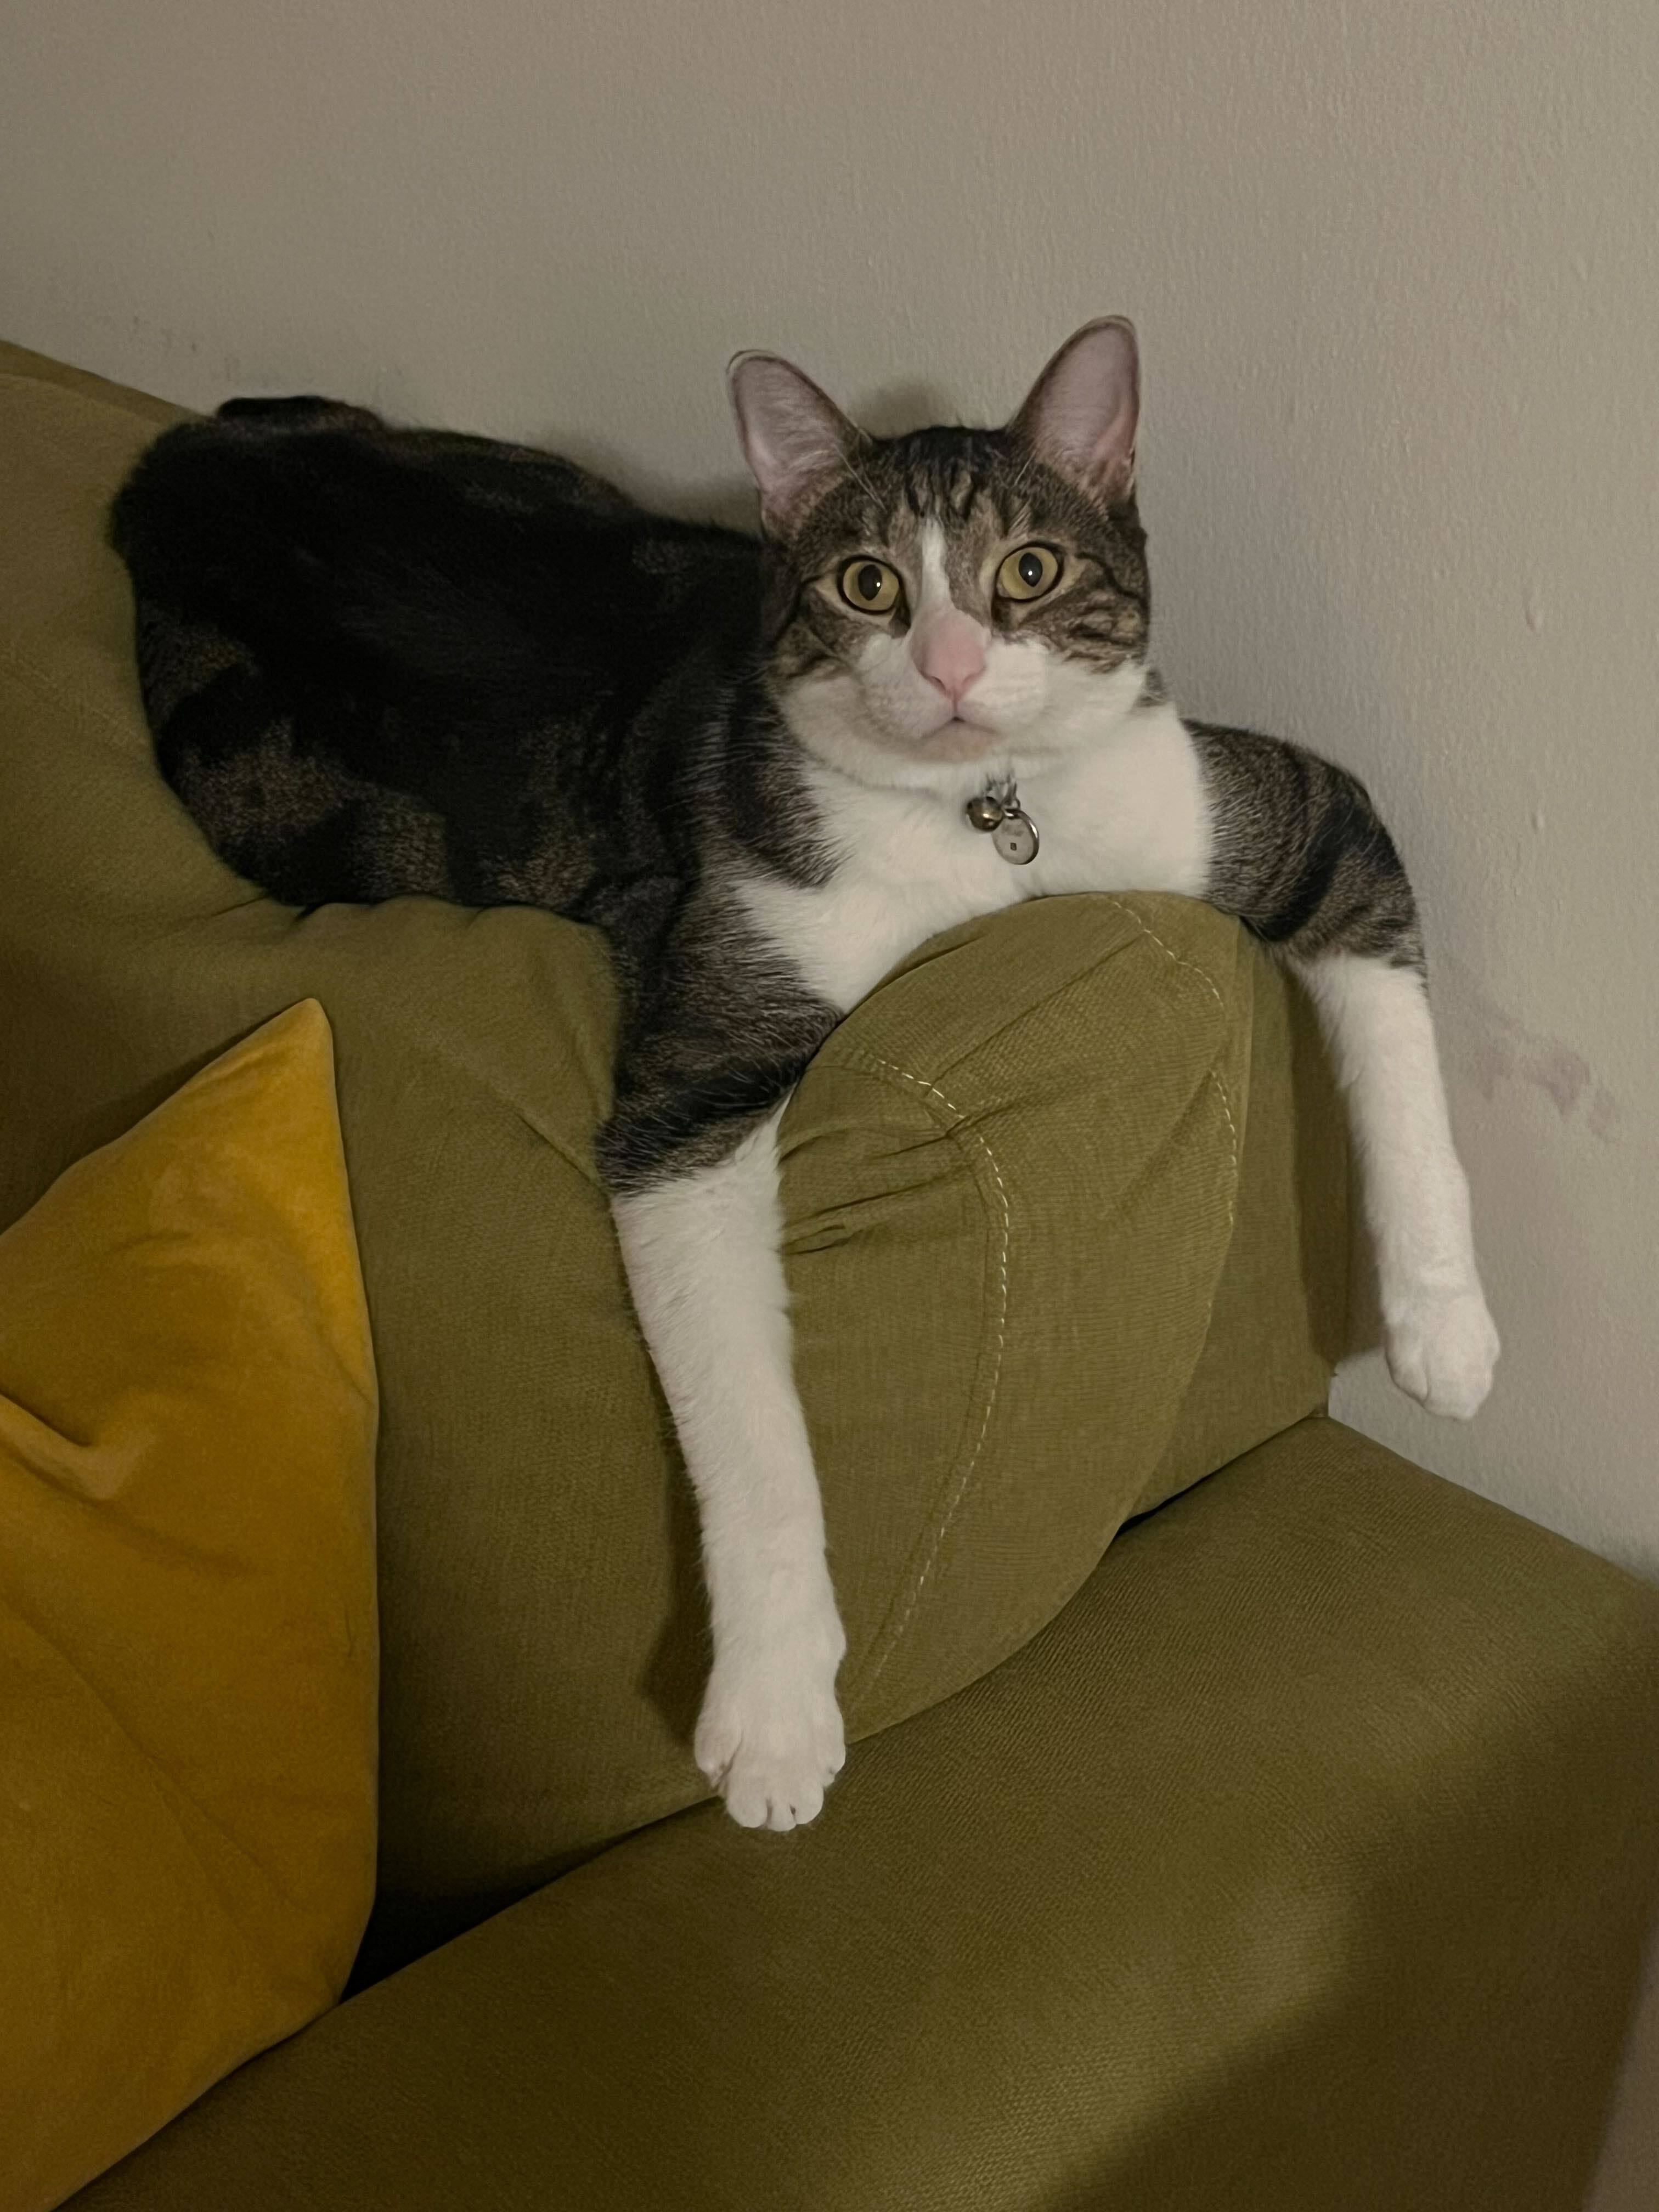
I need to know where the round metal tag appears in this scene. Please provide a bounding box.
[992,811,1039,865]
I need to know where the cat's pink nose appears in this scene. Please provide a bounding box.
[914,613,987,707]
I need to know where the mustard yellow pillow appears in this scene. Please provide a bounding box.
[0,1002,378,2212]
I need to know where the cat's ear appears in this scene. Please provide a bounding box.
[728,353,861,537]
[1011,318,1139,505]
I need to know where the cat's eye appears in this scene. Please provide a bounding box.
[997,544,1062,603]
[838,557,901,616]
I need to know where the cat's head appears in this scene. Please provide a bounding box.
[730,319,1149,785]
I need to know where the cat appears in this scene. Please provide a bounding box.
[110,318,1499,1833]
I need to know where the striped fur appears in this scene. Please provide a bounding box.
[1192,722,1426,972]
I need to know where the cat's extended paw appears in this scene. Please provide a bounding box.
[1385,1286,1500,1419]
[695,1650,847,1833]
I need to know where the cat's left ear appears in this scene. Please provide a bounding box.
[728,353,862,538]
[1011,318,1139,506]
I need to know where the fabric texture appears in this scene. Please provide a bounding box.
[65,1417,1659,2212]
[0,1002,379,2212]
[0,347,1344,1905]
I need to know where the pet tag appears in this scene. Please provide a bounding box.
[966,782,1040,866]
[992,806,1040,865]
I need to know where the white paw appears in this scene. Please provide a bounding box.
[696,1644,847,1832]
[1385,1285,1500,1419]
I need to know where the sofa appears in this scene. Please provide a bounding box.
[3,338,1657,2210]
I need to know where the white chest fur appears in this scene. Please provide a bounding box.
[735,697,1214,1013]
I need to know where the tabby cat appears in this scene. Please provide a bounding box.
[111,319,1498,1832]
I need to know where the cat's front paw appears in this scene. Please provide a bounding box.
[1385,1285,1500,1419]
[695,1641,847,1832]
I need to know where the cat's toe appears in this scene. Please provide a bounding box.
[696,1664,846,1832]
[730,1763,825,1832]
[1386,1286,1499,1419]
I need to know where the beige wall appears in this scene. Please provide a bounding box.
[4,2,1656,2196]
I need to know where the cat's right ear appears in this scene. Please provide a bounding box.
[727,353,860,538]
[1011,318,1140,506]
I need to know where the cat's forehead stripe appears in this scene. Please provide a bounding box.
[916,522,953,619]
[883,428,1004,523]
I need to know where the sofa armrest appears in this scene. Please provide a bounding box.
[790,890,1335,1736]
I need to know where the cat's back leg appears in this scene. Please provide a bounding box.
[112,419,459,907]
[1190,720,1499,1418]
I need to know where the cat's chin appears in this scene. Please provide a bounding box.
[911,716,1004,765]
[778,674,1020,791]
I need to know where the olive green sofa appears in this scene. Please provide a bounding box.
[4,342,1657,2210]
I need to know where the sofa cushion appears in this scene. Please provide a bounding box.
[0,1003,377,2212]
[0,349,1342,1907]
[61,1419,1659,2212]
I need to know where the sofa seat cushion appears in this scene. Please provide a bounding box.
[1,346,1341,1903]
[65,1419,1659,2212]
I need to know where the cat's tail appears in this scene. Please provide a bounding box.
[120,582,454,909]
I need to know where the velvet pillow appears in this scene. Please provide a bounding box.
[0,1001,378,2212]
